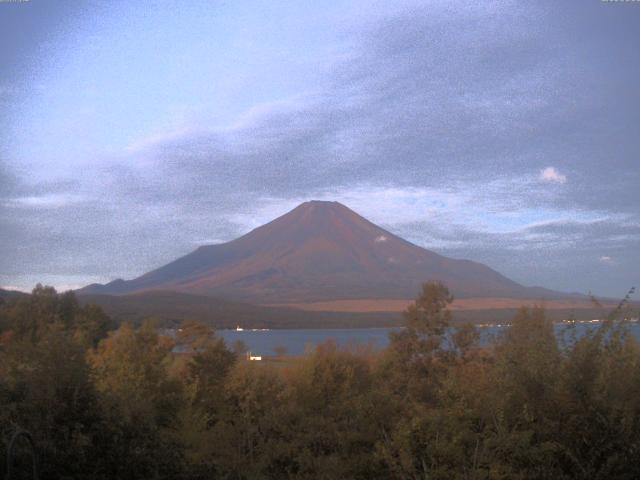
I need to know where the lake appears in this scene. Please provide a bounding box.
[217,320,640,356]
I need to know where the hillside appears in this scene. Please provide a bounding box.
[79,201,572,304]
[0,288,28,301]
[78,291,400,329]
[78,291,611,329]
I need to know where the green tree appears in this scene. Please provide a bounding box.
[0,287,108,479]
[381,281,454,405]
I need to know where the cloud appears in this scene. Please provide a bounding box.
[539,167,567,184]
[1,1,639,297]
[0,274,95,293]
[0,285,28,292]
[121,3,571,193]
[6,193,84,208]
[599,256,612,262]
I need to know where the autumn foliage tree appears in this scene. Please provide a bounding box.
[1,283,639,479]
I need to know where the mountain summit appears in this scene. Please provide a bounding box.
[80,201,561,303]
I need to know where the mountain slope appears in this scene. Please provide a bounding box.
[0,288,28,301]
[79,200,568,302]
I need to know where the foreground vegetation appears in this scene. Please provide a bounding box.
[1,283,639,479]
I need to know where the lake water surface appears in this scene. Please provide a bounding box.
[218,321,640,356]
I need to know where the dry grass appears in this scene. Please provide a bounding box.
[267,297,615,313]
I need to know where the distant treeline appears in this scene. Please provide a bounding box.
[72,290,617,330]
[1,283,639,479]
[77,291,403,329]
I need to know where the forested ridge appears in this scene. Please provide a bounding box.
[1,283,639,479]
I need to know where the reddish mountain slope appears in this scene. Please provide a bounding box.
[79,201,567,303]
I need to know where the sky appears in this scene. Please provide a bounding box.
[0,0,638,297]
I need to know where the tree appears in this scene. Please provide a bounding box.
[376,282,489,479]
[273,345,288,357]
[483,306,565,477]
[231,339,249,356]
[209,362,287,479]
[382,281,454,404]
[285,341,389,478]
[89,321,184,478]
[0,288,107,479]
[73,303,114,348]
[554,292,640,478]
[0,286,112,348]
[174,321,237,479]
